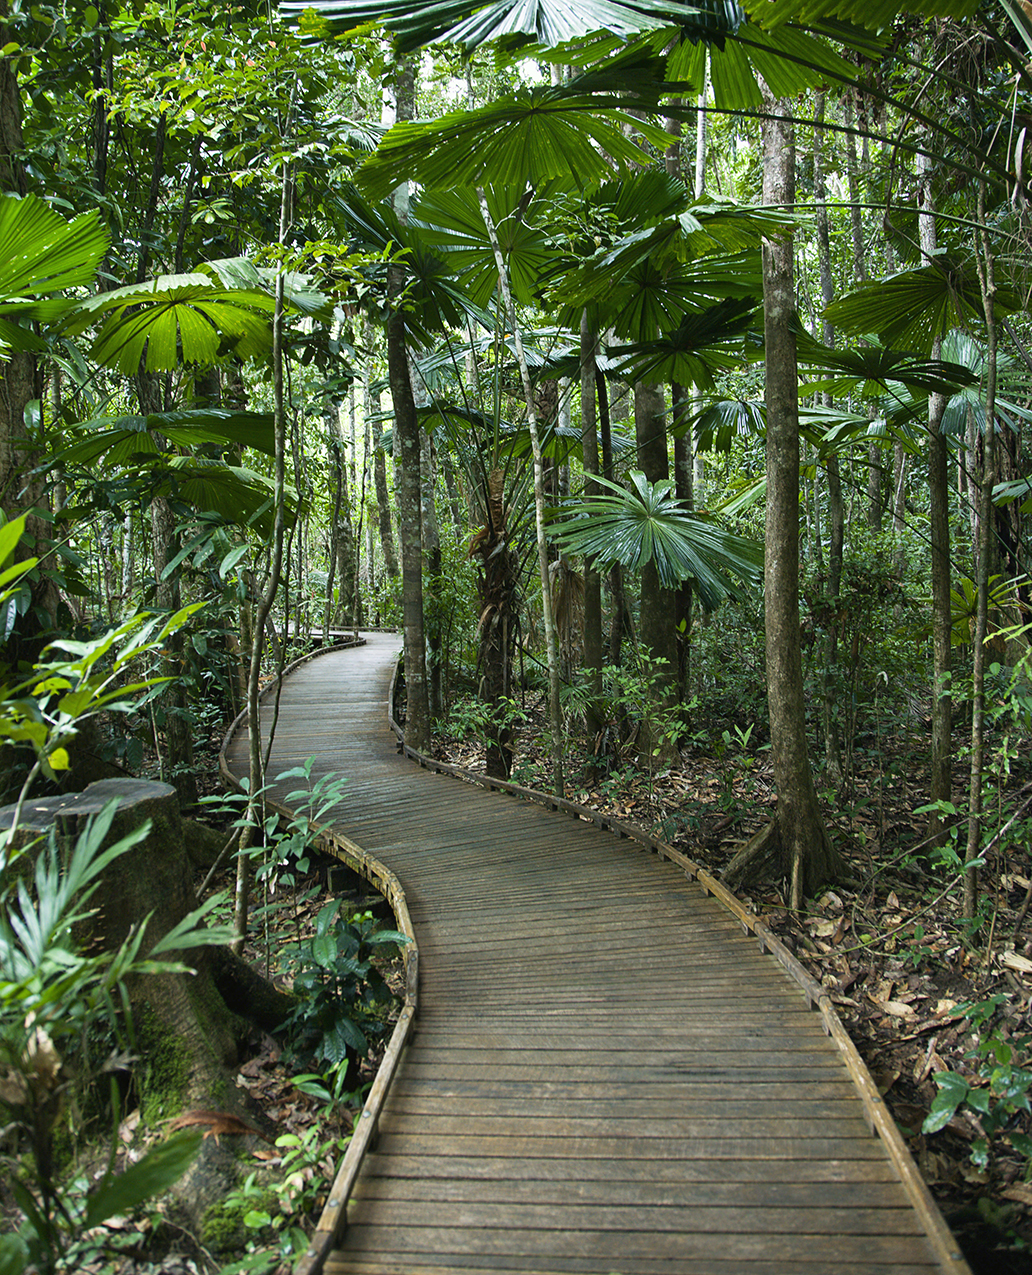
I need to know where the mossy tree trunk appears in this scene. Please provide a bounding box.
[1,779,295,1221]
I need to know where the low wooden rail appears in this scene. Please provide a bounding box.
[386,666,966,1274]
[220,635,971,1275]
[218,638,419,1275]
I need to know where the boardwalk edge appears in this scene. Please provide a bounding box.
[385,656,972,1275]
[218,638,420,1275]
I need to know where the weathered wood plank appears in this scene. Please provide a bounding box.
[221,635,967,1275]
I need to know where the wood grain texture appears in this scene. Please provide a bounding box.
[223,634,969,1275]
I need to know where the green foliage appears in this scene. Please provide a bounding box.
[563,647,685,773]
[214,1125,351,1273]
[0,806,211,1274]
[278,905,408,1098]
[0,602,203,805]
[357,84,672,201]
[923,994,1032,1171]
[549,471,762,606]
[0,194,108,356]
[0,567,229,1273]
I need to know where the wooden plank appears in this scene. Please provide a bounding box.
[336,1221,938,1265]
[351,1175,921,1207]
[353,1151,906,1184]
[327,1261,939,1275]
[219,635,967,1275]
[344,1196,927,1235]
[370,1131,891,1160]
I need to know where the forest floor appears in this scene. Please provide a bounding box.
[13,699,1025,1274]
[429,708,1032,1275]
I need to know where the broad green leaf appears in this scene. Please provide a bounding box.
[84,284,275,374]
[412,185,561,308]
[0,194,107,306]
[0,1232,29,1275]
[549,471,762,607]
[922,1071,971,1134]
[357,86,673,201]
[281,0,693,52]
[84,1131,203,1229]
[824,258,1019,356]
[310,933,337,967]
[744,0,977,29]
[796,331,979,396]
[0,514,28,564]
[50,409,276,469]
[607,297,759,389]
[680,398,765,451]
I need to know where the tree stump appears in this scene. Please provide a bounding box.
[0,779,294,1222]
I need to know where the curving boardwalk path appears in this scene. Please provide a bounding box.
[223,634,968,1275]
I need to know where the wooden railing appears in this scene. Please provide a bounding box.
[221,643,969,1275]
[218,639,419,1275]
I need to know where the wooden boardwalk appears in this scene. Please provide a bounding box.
[222,634,969,1275]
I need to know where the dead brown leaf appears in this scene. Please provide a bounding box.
[168,1109,273,1143]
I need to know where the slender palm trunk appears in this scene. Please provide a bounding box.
[965,185,999,920]
[235,147,292,950]
[918,150,952,850]
[390,58,430,751]
[477,187,564,796]
[580,311,603,737]
[728,93,840,906]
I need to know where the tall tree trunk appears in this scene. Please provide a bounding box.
[420,427,444,719]
[964,185,999,920]
[694,53,709,198]
[918,149,952,850]
[235,116,293,950]
[727,93,841,908]
[365,316,399,578]
[389,58,430,751]
[635,381,678,755]
[814,93,844,785]
[666,107,693,701]
[672,382,694,702]
[477,187,564,796]
[580,312,604,738]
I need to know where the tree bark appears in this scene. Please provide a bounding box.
[635,380,678,753]
[918,149,952,850]
[814,92,844,786]
[390,57,431,752]
[477,186,564,796]
[365,316,399,578]
[580,311,604,738]
[965,184,999,920]
[728,93,841,908]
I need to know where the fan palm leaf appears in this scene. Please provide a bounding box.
[743,0,977,29]
[607,297,759,389]
[282,0,696,51]
[50,409,277,469]
[824,256,1019,356]
[66,260,330,375]
[796,331,978,396]
[356,86,673,201]
[411,185,561,309]
[0,194,108,354]
[549,470,762,608]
